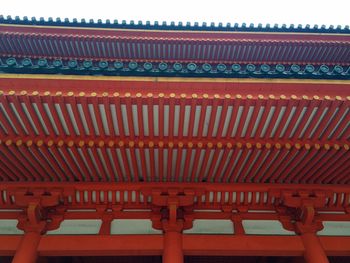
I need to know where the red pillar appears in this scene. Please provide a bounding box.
[163,230,183,263]
[12,231,41,263]
[301,232,329,263]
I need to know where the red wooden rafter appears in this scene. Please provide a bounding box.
[0,79,348,184]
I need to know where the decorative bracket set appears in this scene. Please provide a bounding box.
[3,187,340,236]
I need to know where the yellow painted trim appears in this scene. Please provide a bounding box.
[0,73,350,85]
[1,23,349,37]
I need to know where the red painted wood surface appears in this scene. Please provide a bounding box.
[1,24,350,64]
[1,235,350,257]
[0,77,348,185]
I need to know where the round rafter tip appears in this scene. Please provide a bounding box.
[57,140,64,147]
[333,144,340,150]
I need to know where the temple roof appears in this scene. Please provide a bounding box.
[1,16,350,79]
[0,76,349,185]
[1,15,350,33]
[0,17,349,186]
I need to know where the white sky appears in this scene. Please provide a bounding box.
[2,0,350,27]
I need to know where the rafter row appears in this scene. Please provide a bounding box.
[0,91,348,141]
[1,29,350,65]
[0,136,349,184]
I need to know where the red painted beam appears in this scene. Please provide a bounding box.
[1,76,350,97]
[0,236,21,256]
[320,236,350,256]
[0,182,349,196]
[183,235,304,256]
[38,235,163,256]
[0,182,349,192]
[0,235,349,257]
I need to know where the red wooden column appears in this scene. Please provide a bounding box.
[12,202,47,263]
[281,189,331,263]
[150,188,195,263]
[12,231,41,263]
[10,191,63,263]
[301,232,329,263]
[294,204,329,263]
[163,228,183,263]
[161,200,185,263]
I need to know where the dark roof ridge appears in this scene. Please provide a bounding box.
[1,15,350,34]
